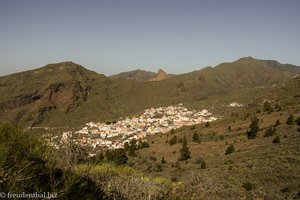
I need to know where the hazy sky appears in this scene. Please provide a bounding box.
[1,0,300,76]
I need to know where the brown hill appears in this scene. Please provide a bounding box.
[110,69,157,82]
[149,69,170,81]
[0,57,297,127]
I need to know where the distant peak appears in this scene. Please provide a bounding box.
[157,68,167,75]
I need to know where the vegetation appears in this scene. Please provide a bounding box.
[273,135,280,144]
[242,182,255,191]
[192,132,199,142]
[225,144,235,155]
[264,126,276,137]
[179,136,191,161]
[286,114,295,125]
[169,135,178,146]
[247,116,260,139]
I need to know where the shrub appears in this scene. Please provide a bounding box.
[161,157,166,164]
[169,135,177,146]
[114,148,128,165]
[228,126,232,132]
[205,122,210,128]
[264,126,276,137]
[273,135,280,144]
[225,144,234,155]
[247,116,259,139]
[274,119,281,127]
[242,182,254,191]
[192,132,199,141]
[190,125,196,130]
[179,136,191,161]
[295,117,300,126]
[286,114,295,125]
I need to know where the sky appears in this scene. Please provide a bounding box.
[0,0,300,76]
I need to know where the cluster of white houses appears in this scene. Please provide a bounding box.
[58,104,217,151]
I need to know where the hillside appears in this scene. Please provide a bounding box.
[261,59,300,74]
[110,68,172,82]
[110,69,157,81]
[0,57,298,127]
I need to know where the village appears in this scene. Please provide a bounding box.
[52,104,217,153]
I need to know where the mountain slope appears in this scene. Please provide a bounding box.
[260,59,300,74]
[110,69,157,81]
[0,57,297,127]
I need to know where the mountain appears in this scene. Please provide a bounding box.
[260,59,300,74]
[110,68,172,82]
[110,69,157,81]
[149,69,170,81]
[0,57,298,127]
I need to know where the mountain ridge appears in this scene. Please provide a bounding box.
[0,57,298,127]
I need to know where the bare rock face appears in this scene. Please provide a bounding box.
[150,69,170,81]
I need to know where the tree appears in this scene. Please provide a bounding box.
[179,136,191,161]
[169,135,177,146]
[295,117,300,126]
[264,126,276,137]
[247,116,259,139]
[272,135,280,144]
[225,144,234,155]
[161,157,166,164]
[192,132,199,142]
[274,119,281,127]
[128,139,137,156]
[105,150,114,161]
[286,114,295,125]
[124,142,129,151]
[205,122,210,128]
[112,148,128,165]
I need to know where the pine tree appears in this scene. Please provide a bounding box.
[161,157,166,164]
[192,132,199,141]
[286,114,295,125]
[112,148,128,165]
[179,136,191,161]
[272,135,280,144]
[247,116,259,139]
[225,144,234,155]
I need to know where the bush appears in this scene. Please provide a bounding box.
[274,119,281,127]
[192,132,199,141]
[161,157,166,164]
[286,114,295,125]
[190,125,196,130]
[169,135,177,146]
[264,126,276,137]
[273,135,280,144]
[179,136,191,161]
[225,144,234,155]
[247,116,259,139]
[295,117,300,126]
[242,182,254,191]
[205,122,210,128]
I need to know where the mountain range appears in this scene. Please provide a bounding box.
[0,57,299,127]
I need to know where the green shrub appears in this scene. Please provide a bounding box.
[274,119,281,127]
[179,136,191,161]
[192,132,199,141]
[242,182,255,191]
[273,135,280,144]
[161,157,166,164]
[247,116,259,139]
[225,144,234,155]
[169,135,177,146]
[264,126,276,137]
[295,117,300,126]
[286,114,295,125]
